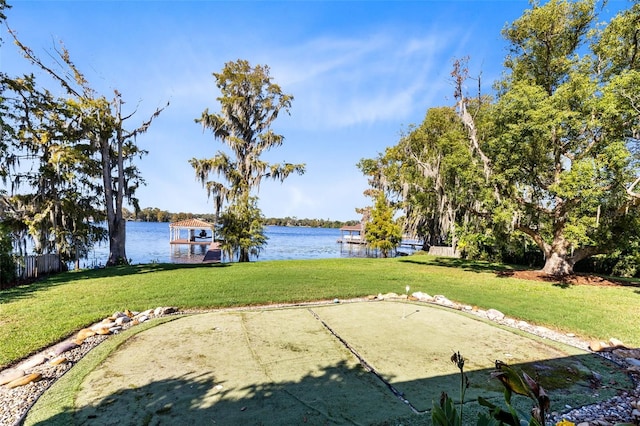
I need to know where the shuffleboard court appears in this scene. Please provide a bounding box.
[25,301,632,425]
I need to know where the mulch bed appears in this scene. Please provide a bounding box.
[500,269,636,287]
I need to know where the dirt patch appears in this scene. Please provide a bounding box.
[501,270,631,287]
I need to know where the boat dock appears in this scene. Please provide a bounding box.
[169,238,213,245]
[337,224,424,249]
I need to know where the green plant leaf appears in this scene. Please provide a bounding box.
[492,361,534,400]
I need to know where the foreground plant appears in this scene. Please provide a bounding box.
[431,351,469,426]
[432,353,550,426]
[478,360,549,425]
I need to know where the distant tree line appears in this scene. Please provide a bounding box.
[126,207,359,229]
[263,217,359,228]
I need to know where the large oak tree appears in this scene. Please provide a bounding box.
[362,0,640,276]
[470,0,640,275]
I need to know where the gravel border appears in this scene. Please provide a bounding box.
[1,298,639,426]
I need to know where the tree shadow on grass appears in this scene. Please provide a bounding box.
[31,362,407,426]
[400,257,640,289]
[398,256,514,274]
[29,352,633,426]
[0,263,230,304]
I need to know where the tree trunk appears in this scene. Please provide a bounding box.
[100,133,128,267]
[541,251,574,276]
[518,224,577,276]
[107,217,127,265]
[239,248,250,262]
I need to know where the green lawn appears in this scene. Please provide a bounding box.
[1,255,639,368]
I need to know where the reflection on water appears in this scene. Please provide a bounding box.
[170,243,211,263]
[82,222,412,267]
[166,242,372,264]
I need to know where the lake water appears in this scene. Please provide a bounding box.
[83,222,370,267]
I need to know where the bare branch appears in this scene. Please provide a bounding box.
[626,175,640,198]
[452,58,493,182]
[8,28,81,98]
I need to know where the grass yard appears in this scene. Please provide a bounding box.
[1,255,639,369]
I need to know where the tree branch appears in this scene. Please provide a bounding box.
[515,223,551,256]
[9,28,82,98]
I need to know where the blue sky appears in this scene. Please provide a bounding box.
[1,1,628,221]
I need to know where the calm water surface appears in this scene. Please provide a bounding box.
[84,222,368,267]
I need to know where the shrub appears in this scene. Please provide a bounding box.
[0,223,16,287]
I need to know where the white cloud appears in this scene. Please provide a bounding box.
[260,176,368,222]
[257,31,460,131]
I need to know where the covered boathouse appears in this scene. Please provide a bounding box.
[338,223,364,244]
[169,218,221,262]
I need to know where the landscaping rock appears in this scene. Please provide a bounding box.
[161,306,178,315]
[94,327,111,335]
[626,358,640,368]
[93,322,116,331]
[433,295,454,307]
[75,328,96,344]
[0,369,25,386]
[139,309,154,318]
[487,309,505,321]
[411,292,433,302]
[614,348,640,359]
[49,341,78,357]
[377,292,399,300]
[535,325,551,334]
[19,355,48,371]
[609,338,626,348]
[503,318,517,327]
[6,373,41,389]
[115,316,131,326]
[49,356,67,366]
[136,315,149,323]
[589,341,610,352]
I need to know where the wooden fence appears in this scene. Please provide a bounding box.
[14,254,63,281]
[428,246,460,258]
